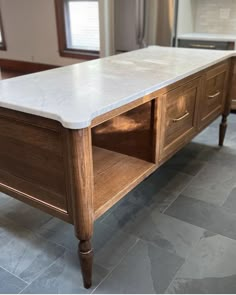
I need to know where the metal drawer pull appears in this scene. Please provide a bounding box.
[172,111,190,122]
[190,44,216,49]
[208,91,220,99]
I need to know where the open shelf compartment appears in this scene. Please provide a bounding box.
[92,100,157,219]
[93,146,155,218]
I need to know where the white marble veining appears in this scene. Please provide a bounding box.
[178,33,236,48]
[0,46,235,129]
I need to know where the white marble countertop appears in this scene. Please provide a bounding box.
[178,33,236,44]
[0,46,235,129]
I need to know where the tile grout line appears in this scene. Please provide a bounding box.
[0,213,136,293]
[0,212,56,247]
[163,234,201,293]
[18,249,66,294]
[162,221,236,293]
[0,265,28,285]
[35,230,77,254]
[2,213,74,258]
[162,225,221,292]
[91,238,140,294]
[161,160,208,215]
[165,191,236,244]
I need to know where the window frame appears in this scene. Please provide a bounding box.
[0,10,6,51]
[55,0,100,60]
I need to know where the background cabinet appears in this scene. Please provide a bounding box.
[178,39,234,50]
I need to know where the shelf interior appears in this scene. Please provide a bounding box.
[93,146,155,219]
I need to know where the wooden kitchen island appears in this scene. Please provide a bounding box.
[0,46,235,288]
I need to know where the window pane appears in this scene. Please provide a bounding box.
[67,0,100,51]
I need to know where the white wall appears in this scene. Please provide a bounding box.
[177,0,196,36]
[195,0,236,34]
[0,0,85,66]
[99,0,115,57]
[177,0,236,36]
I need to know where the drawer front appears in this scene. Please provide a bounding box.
[160,78,200,160]
[178,39,233,50]
[199,62,229,128]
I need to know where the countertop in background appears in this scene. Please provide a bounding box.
[178,33,236,45]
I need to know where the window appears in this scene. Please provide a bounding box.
[55,0,100,59]
[0,10,6,50]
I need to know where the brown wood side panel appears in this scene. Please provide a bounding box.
[0,108,71,221]
[0,107,62,131]
[0,170,66,211]
[0,115,63,154]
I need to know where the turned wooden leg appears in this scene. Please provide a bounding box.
[66,128,94,289]
[219,115,228,146]
[79,240,93,289]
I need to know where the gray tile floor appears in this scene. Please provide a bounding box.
[0,114,236,294]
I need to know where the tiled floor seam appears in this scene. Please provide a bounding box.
[91,238,140,294]
[164,226,236,292]
[0,265,29,286]
[6,222,71,258]
[35,230,76,254]
[165,191,236,243]
[18,249,67,294]
[99,217,140,242]
[163,228,210,293]
[161,161,208,215]
[0,213,55,245]
[8,222,137,293]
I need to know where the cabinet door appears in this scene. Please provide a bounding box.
[199,62,229,129]
[159,77,200,161]
[178,39,234,50]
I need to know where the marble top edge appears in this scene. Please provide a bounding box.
[0,46,235,129]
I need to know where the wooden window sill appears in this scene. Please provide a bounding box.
[60,49,99,60]
[0,45,6,51]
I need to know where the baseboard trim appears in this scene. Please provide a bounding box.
[0,58,59,74]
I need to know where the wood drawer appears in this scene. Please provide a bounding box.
[160,77,200,160]
[199,62,229,128]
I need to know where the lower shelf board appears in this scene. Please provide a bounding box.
[93,146,156,219]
